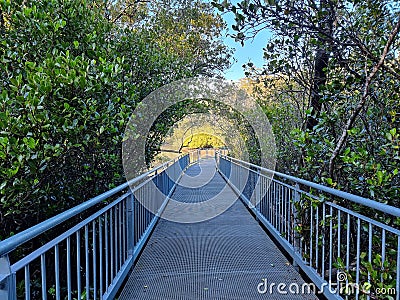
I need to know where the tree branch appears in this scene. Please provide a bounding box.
[111,0,149,24]
[328,16,400,178]
[0,6,6,35]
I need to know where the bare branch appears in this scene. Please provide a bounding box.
[0,7,4,34]
[328,16,400,178]
[111,0,149,24]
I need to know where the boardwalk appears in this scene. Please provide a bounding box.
[119,159,316,299]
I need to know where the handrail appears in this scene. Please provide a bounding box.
[217,153,400,300]
[0,154,185,256]
[222,154,400,217]
[1,153,193,300]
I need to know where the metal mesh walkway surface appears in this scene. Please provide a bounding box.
[118,159,317,300]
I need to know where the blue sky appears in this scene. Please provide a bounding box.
[219,11,273,80]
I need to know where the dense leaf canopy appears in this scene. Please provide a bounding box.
[0,0,232,239]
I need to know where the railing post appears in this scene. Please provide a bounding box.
[293,183,301,272]
[255,169,261,216]
[0,255,16,300]
[127,194,135,256]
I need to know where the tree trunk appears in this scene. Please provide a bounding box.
[305,0,336,131]
[306,48,330,130]
[0,7,5,35]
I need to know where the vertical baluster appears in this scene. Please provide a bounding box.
[105,212,109,290]
[329,206,333,284]
[85,225,90,300]
[76,231,81,299]
[270,180,273,225]
[293,183,300,259]
[315,207,319,271]
[138,190,142,242]
[143,188,146,233]
[110,208,114,281]
[285,188,289,241]
[265,181,272,222]
[282,186,285,235]
[289,187,293,245]
[123,199,127,262]
[396,236,400,300]
[54,245,60,300]
[114,204,118,272]
[259,175,263,214]
[322,203,326,280]
[41,253,47,300]
[262,175,266,217]
[119,202,123,268]
[282,185,285,237]
[99,217,103,297]
[264,177,268,219]
[337,210,341,294]
[127,194,135,256]
[280,184,283,234]
[146,186,149,227]
[265,176,269,218]
[346,214,350,288]
[310,205,313,267]
[381,229,386,283]
[92,221,97,300]
[355,218,361,300]
[278,184,281,233]
[115,204,119,272]
[67,237,72,300]
[268,179,271,221]
[274,181,278,228]
[291,188,294,244]
[367,223,372,300]
[286,188,293,242]
[278,183,282,232]
[283,185,286,235]
[25,265,30,300]
[134,193,138,245]
[138,190,141,242]
[264,175,268,215]
[337,210,341,259]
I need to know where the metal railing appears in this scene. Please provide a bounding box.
[187,148,228,161]
[0,154,192,300]
[217,154,400,300]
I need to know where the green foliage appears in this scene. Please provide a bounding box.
[1,0,126,238]
[183,133,225,149]
[239,76,304,172]
[215,0,400,204]
[334,252,397,299]
[0,0,232,239]
[146,0,233,77]
[145,98,262,165]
